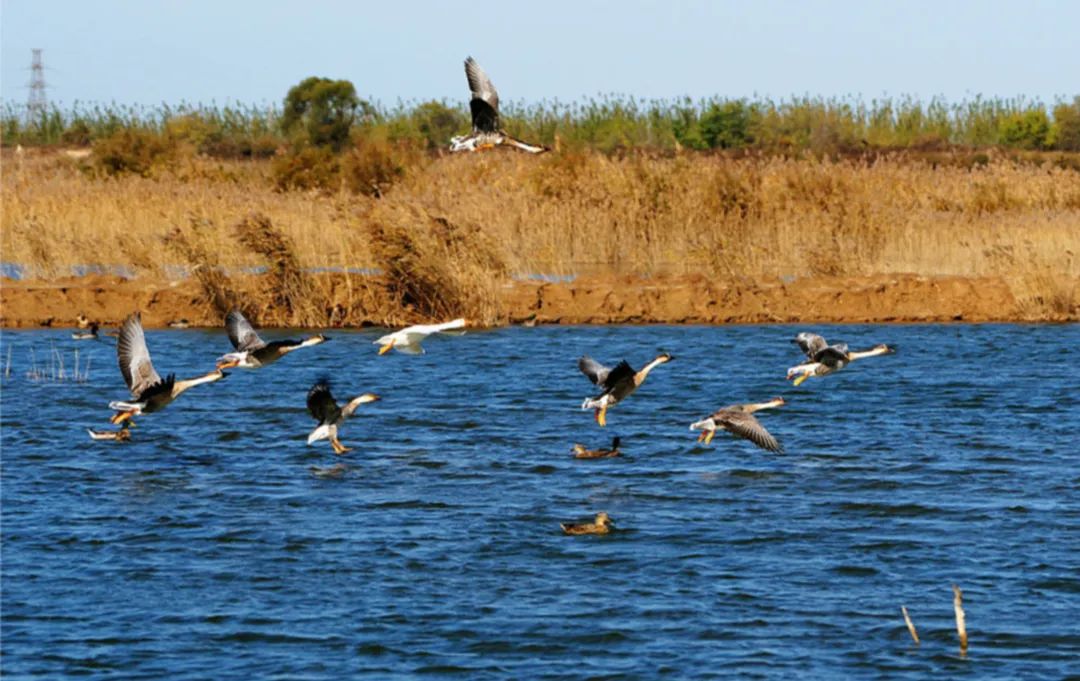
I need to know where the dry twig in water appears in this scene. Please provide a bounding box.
[901,605,919,645]
[952,584,968,656]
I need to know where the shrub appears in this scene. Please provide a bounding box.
[999,110,1050,149]
[270,145,341,192]
[1051,98,1080,151]
[92,128,177,177]
[341,140,419,197]
[411,101,467,150]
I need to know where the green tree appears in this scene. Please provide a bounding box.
[700,100,752,149]
[1050,97,1080,151]
[411,101,466,150]
[281,77,362,150]
[999,109,1051,149]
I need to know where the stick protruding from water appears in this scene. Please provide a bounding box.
[901,605,919,645]
[952,584,968,656]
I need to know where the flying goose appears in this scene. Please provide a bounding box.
[216,309,327,369]
[690,397,785,452]
[560,512,616,535]
[109,312,226,425]
[787,332,894,386]
[374,318,465,355]
[449,57,548,154]
[579,353,673,426]
[306,380,380,454]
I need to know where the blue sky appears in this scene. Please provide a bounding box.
[2,0,1077,109]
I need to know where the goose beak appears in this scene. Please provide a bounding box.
[216,359,239,370]
[378,341,394,355]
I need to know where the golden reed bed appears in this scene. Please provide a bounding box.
[3,148,1078,325]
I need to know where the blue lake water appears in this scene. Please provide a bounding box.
[2,324,1078,679]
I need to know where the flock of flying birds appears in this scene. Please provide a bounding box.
[76,56,896,533]
[80,311,894,534]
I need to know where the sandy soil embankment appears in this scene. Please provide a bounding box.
[2,271,1068,328]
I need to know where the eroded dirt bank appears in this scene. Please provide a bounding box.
[2,272,1071,328]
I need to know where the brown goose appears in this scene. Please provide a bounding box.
[572,436,622,459]
[449,57,548,154]
[108,312,226,425]
[690,397,785,452]
[216,309,327,369]
[787,332,894,386]
[579,353,673,426]
[560,512,616,535]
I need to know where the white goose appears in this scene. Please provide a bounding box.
[374,319,466,355]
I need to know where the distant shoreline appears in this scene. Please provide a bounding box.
[3,272,1074,329]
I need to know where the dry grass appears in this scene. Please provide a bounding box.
[3,148,1078,320]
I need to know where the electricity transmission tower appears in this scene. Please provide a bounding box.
[27,49,48,121]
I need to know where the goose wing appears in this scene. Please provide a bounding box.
[578,355,612,386]
[226,310,266,351]
[465,57,499,133]
[307,381,341,425]
[717,410,782,453]
[117,312,162,396]
[814,344,850,366]
[602,361,636,391]
[794,332,828,359]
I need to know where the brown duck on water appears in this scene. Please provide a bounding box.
[560,512,616,535]
[108,312,227,425]
[579,353,673,426]
[572,436,622,459]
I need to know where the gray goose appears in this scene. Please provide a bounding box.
[690,397,785,452]
[216,309,327,369]
[579,353,673,426]
[449,57,548,154]
[306,379,380,454]
[787,332,894,386]
[109,312,226,425]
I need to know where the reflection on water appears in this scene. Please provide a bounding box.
[2,324,1078,678]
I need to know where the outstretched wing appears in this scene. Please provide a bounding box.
[719,411,783,453]
[117,312,162,396]
[465,57,499,133]
[307,381,341,424]
[578,355,612,386]
[602,361,635,391]
[226,310,266,351]
[814,344,850,366]
[793,332,828,359]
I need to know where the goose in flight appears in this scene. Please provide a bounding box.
[109,312,227,425]
[374,318,465,355]
[572,436,622,459]
[560,512,616,536]
[216,309,327,369]
[579,353,673,426]
[787,332,895,386]
[306,379,380,454]
[690,397,785,452]
[449,57,548,154]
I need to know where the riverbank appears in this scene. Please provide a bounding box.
[2,270,1071,329]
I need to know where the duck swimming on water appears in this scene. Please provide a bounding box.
[579,353,673,426]
[572,436,622,459]
[306,379,380,454]
[216,309,327,369]
[72,322,99,340]
[560,512,616,535]
[449,57,548,154]
[787,332,894,386]
[690,397,785,452]
[109,312,227,425]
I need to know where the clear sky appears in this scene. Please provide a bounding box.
[2,0,1077,110]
